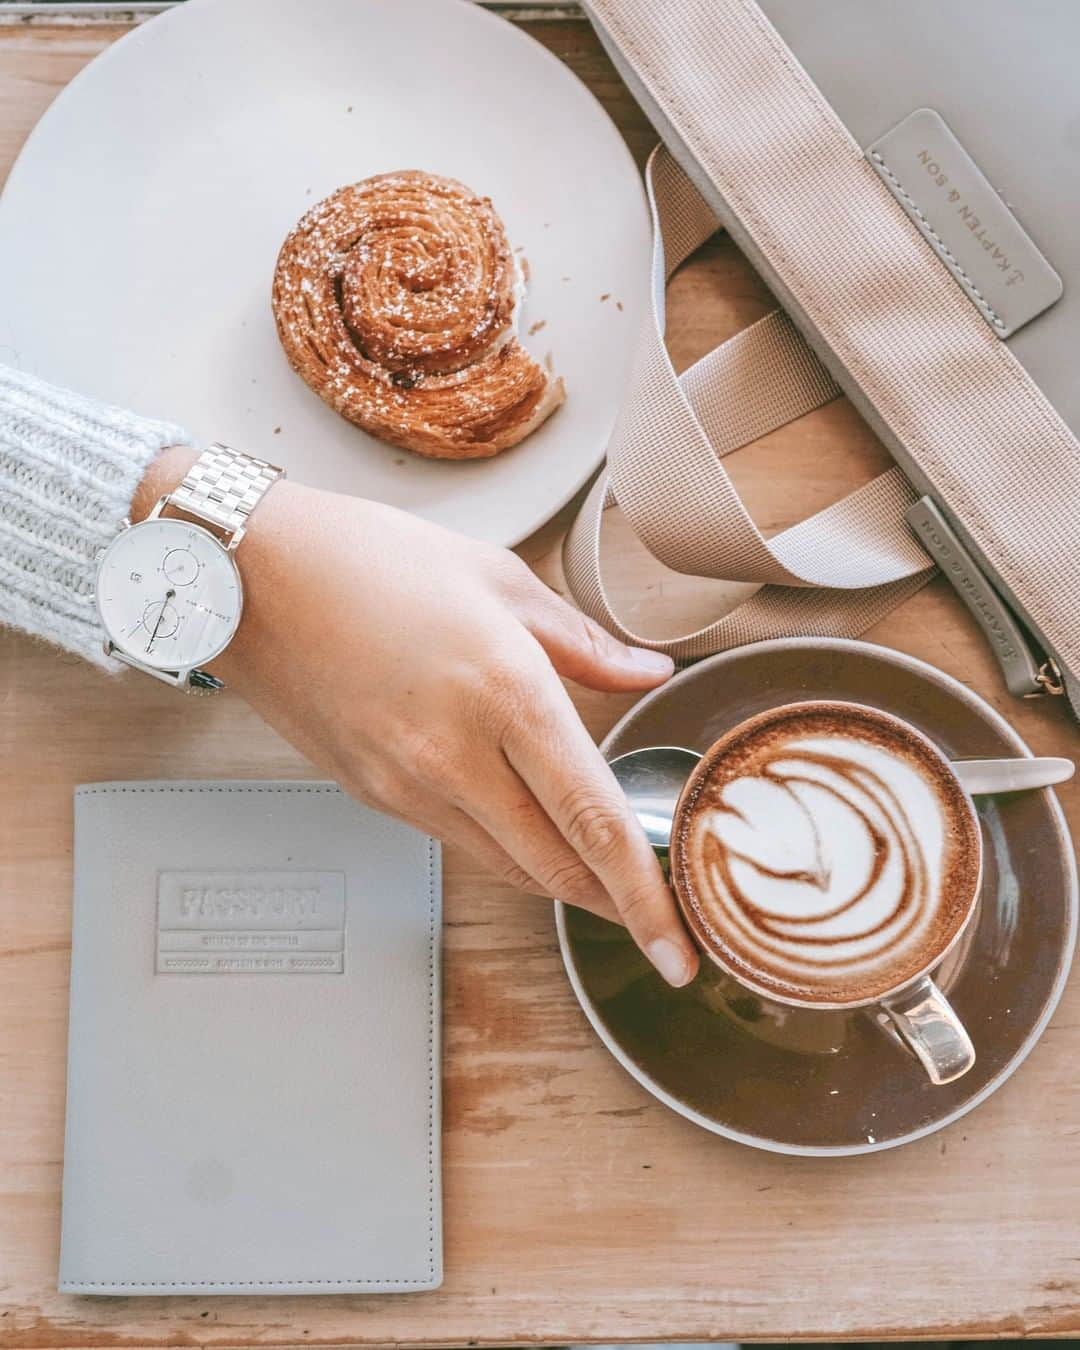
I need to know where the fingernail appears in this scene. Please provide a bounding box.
[627,646,675,678]
[646,937,694,987]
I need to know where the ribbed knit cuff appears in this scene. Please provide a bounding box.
[0,365,193,669]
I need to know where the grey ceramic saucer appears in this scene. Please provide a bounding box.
[556,638,1078,1155]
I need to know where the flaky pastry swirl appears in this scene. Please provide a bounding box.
[272,170,565,459]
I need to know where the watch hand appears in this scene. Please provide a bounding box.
[145,589,176,653]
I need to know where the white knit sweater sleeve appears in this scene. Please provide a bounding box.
[0,365,193,669]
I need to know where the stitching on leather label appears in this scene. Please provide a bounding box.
[868,151,1006,332]
[866,108,1062,339]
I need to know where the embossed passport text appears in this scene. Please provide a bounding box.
[156,870,346,974]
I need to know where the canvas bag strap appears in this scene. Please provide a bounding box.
[562,147,933,659]
[563,467,929,662]
[568,0,1080,701]
[603,147,931,589]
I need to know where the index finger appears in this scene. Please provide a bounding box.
[503,672,699,987]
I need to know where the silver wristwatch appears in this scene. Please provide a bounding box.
[94,443,284,690]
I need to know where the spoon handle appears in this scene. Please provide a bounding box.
[951,756,1074,795]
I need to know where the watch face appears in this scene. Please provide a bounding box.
[95,519,242,672]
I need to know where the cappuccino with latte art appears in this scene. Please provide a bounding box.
[671,702,982,1007]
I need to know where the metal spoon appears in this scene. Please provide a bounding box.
[609,745,1074,850]
[607,746,701,850]
[950,756,1074,795]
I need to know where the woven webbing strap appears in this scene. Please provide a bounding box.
[566,0,1080,678]
[563,148,932,660]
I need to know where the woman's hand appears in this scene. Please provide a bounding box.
[135,449,699,987]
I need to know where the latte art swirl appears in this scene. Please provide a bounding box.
[675,705,980,1005]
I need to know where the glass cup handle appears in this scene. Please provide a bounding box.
[880,975,976,1085]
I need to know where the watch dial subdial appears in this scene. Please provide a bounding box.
[96,518,241,671]
[163,547,201,586]
[141,598,180,640]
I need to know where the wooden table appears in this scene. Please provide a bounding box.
[2,15,1078,1348]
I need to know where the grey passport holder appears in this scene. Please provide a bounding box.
[60,781,442,1295]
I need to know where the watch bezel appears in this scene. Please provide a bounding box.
[95,517,244,675]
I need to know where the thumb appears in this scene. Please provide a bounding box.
[523,589,675,692]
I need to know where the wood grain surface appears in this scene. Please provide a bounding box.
[1,19,1078,1349]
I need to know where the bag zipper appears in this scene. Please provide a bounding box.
[907,496,1066,702]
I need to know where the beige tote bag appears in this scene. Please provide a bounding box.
[565,0,1080,718]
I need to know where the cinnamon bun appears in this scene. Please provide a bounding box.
[272,170,565,460]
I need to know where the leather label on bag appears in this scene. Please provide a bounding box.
[156,870,345,974]
[867,108,1062,338]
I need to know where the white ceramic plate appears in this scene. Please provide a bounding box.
[0,0,650,547]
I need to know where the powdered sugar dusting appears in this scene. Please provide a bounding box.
[271,169,564,459]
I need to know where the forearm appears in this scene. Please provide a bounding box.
[3,385,693,972]
[0,365,192,667]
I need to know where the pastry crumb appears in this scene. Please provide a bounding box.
[528,320,547,336]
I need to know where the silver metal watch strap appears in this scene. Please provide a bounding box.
[169,442,284,540]
[161,442,283,692]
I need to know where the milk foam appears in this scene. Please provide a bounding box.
[685,727,961,1002]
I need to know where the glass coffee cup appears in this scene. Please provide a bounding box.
[668,700,982,1085]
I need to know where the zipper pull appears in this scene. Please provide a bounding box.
[1030,657,1066,699]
